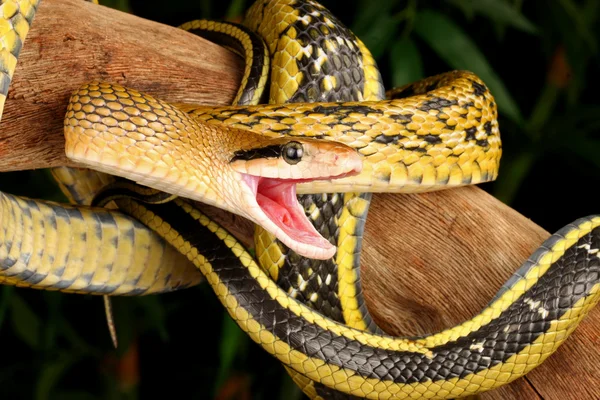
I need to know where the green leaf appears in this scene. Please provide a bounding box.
[493,151,535,205]
[449,0,538,34]
[98,0,130,12]
[36,356,78,400]
[582,0,600,25]
[564,136,600,170]
[213,315,248,396]
[557,0,597,52]
[527,83,560,139]
[201,0,212,18]
[352,0,401,35]
[390,38,424,88]
[448,0,475,19]
[59,317,97,355]
[136,296,169,342]
[355,13,400,59]
[10,293,41,349]
[547,0,598,105]
[351,0,405,59]
[42,292,63,351]
[414,9,523,125]
[278,372,303,400]
[226,0,247,20]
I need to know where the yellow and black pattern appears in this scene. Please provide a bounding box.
[241,0,383,338]
[238,4,385,397]
[0,0,39,119]
[0,190,202,294]
[181,70,501,194]
[184,8,501,398]
[175,4,383,396]
[187,0,383,336]
[256,192,380,332]
[243,0,384,103]
[179,19,270,106]
[112,194,600,399]
[272,191,379,399]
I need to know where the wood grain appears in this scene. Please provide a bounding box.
[0,1,597,398]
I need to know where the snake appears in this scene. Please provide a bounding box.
[0,0,599,399]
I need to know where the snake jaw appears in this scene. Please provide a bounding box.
[230,139,362,260]
[240,171,358,260]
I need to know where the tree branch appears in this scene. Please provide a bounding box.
[0,0,242,171]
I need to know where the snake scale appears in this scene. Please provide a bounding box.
[0,0,599,399]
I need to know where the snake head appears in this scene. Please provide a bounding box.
[63,82,362,261]
[229,137,363,260]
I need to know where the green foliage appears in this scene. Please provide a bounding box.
[10,292,43,349]
[1,0,599,398]
[99,0,130,11]
[449,0,539,35]
[390,38,423,87]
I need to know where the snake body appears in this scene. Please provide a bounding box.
[0,189,202,294]
[110,196,600,399]
[0,0,598,399]
[182,70,501,194]
[178,12,386,397]
[0,0,38,121]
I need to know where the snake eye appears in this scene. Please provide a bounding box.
[282,141,303,165]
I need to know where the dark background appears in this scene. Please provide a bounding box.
[0,0,598,399]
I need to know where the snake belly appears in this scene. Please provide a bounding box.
[0,188,202,294]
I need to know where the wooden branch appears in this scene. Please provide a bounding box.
[0,1,597,398]
[0,0,243,171]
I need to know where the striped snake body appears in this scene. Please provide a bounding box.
[0,0,598,399]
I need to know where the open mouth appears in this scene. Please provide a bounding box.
[241,171,358,260]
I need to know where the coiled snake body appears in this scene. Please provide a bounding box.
[0,0,599,399]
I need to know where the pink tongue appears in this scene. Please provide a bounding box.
[255,178,332,247]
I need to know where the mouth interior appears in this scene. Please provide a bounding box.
[241,169,359,254]
[243,175,332,249]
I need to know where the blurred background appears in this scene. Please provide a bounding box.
[0,0,599,398]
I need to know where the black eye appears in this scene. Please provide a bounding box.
[282,141,303,165]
